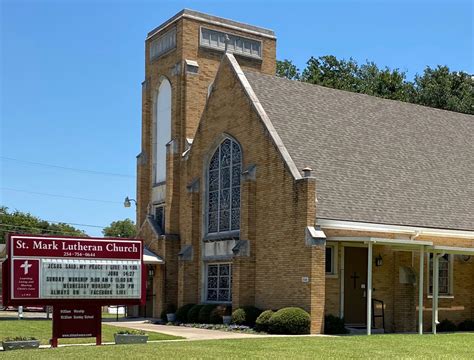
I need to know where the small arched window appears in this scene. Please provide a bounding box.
[207,138,241,234]
[154,78,172,184]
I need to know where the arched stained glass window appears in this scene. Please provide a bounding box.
[207,138,241,234]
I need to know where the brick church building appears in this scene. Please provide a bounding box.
[133,9,474,334]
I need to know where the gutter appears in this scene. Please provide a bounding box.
[317,219,474,240]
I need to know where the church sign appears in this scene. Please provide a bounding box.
[2,234,145,347]
[8,235,143,301]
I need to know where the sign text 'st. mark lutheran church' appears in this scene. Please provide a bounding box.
[15,238,139,253]
[134,9,474,334]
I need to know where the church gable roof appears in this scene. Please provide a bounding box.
[243,70,474,231]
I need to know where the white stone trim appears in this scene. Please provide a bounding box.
[146,11,276,41]
[225,53,302,180]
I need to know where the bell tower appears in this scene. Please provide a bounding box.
[137,9,276,234]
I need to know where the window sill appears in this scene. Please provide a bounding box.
[203,301,232,305]
[326,274,338,279]
[203,231,240,242]
[427,295,454,299]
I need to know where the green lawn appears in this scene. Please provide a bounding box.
[0,319,181,345]
[1,333,473,359]
[101,312,126,320]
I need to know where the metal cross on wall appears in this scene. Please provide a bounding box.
[350,272,360,289]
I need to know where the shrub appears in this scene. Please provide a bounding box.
[187,305,205,323]
[166,304,176,314]
[268,307,311,335]
[437,319,457,332]
[231,306,262,326]
[160,304,177,321]
[232,308,246,325]
[3,337,37,341]
[209,305,229,324]
[198,304,217,324]
[458,320,474,331]
[115,330,146,335]
[160,309,167,321]
[176,304,195,323]
[324,315,349,334]
[255,310,274,332]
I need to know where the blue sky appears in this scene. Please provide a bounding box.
[1,0,472,236]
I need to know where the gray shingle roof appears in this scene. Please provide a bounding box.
[244,70,474,231]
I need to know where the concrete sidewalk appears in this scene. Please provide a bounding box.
[105,320,270,340]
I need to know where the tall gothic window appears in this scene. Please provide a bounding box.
[207,138,241,234]
[153,79,172,184]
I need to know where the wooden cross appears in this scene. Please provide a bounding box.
[350,272,360,289]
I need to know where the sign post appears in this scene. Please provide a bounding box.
[2,234,145,347]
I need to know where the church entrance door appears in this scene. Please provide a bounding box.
[344,247,368,325]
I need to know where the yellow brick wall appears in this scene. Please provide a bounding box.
[176,55,323,331]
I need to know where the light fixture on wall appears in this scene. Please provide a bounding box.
[375,254,383,267]
[123,196,137,208]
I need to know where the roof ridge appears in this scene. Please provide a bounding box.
[243,69,474,118]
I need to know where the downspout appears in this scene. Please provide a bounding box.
[432,252,444,334]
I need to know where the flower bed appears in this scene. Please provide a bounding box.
[2,337,40,351]
[114,330,148,344]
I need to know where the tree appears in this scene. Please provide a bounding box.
[276,59,300,80]
[102,218,136,238]
[0,206,86,243]
[301,55,360,92]
[295,55,473,114]
[413,66,474,114]
[357,62,415,101]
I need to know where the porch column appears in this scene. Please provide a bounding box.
[432,253,440,334]
[366,241,373,336]
[418,246,424,335]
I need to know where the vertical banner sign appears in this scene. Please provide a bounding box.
[4,234,145,347]
[12,259,40,299]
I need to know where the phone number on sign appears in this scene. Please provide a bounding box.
[63,252,97,257]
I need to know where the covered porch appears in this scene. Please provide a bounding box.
[321,220,474,335]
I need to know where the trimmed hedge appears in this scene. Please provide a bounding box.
[209,305,229,324]
[437,319,457,332]
[231,306,262,326]
[188,305,205,323]
[198,304,217,324]
[268,307,311,335]
[458,320,474,331]
[231,308,246,325]
[255,310,274,332]
[324,315,349,334]
[176,304,195,323]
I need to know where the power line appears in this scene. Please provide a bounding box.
[0,224,90,236]
[1,187,123,204]
[0,221,104,230]
[1,156,135,178]
[45,220,106,229]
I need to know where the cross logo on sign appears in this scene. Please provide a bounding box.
[20,260,33,275]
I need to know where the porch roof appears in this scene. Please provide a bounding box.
[328,236,474,254]
[143,247,164,265]
[327,236,433,248]
[428,245,474,255]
